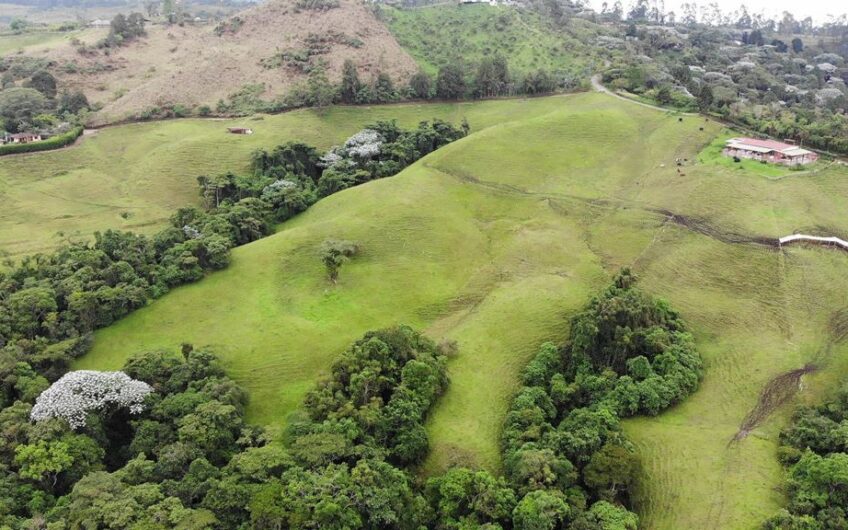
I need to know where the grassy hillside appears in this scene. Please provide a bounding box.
[382,4,605,76]
[76,91,848,528]
[0,29,96,55]
[0,97,565,257]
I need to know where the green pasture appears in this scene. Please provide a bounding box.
[0,97,567,258]
[0,28,100,55]
[63,91,848,529]
[383,4,604,76]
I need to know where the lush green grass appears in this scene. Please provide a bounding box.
[72,91,848,529]
[0,97,568,258]
[382,4,604,76]
[0,28,99,55]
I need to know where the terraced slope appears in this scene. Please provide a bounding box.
[0,97,564,257]
[77,92,848,529]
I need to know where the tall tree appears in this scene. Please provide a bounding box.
[408,71,431,99]
[25,71,57,99]
[436,64,466,100]
[339,59,361,104]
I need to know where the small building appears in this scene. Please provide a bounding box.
[227,127,253,135]
[4,133,43,144]
[89,19,111,27]
[723,137,818,166]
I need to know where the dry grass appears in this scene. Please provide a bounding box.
[30,0,418,125]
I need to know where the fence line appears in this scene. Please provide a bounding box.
[779,234,848,251]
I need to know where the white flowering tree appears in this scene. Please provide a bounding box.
[344,129,383,159]
[30,370,154,429]
[321,129,384,169]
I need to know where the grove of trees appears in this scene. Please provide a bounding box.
[766,383,848,528]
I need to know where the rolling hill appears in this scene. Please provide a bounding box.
[74,91,848,528]
[0,97,569,257]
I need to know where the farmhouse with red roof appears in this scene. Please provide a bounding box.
[723,137,818,166]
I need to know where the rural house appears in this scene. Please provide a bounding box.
[723,137,818,166]
[2,133,43,145]
[227,127,254,135]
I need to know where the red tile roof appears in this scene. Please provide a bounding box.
[730,137,797,151]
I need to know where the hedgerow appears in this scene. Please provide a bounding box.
[0,126,83,156]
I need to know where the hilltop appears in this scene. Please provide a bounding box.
[36,0,418,125]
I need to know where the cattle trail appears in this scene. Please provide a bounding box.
[731,364,818,443]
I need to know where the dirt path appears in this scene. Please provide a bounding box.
[731,364,817,443]
[590,74,697,115]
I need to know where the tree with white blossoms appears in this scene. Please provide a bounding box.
[342,129,383,159]
[30,370,154,429]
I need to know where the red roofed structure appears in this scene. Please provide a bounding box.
[723,137,818,166]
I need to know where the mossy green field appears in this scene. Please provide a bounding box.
[47,92,848,528]
[0,98,567,257]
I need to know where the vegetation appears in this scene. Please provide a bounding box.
[0,117,465,393]
[73,92,848,529]
[0,2,846,516]
[321,239,358,283]
[499,270,701,526]
[1,256,700,528]
[0,97,564,258]
[0,116,465,526]
[0,125,82,156]
[380,4,597,100]
[97,13,146,49]
[766,383,848,528]
[597,6,848,153]
[382,4,602,82]
[0,46,89,154]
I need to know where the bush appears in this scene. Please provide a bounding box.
[0,126,83,156]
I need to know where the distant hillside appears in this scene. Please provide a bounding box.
[382,3,608,77]
[39,0,418,124]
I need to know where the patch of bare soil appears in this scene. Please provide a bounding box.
[651,209,778,248]
[38,0,418,125]
[731,364,817,443]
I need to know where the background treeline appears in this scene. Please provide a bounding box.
[216,54,584,117]
[593,5,848,154]
[1,270,704,528]
[765,384,848,528]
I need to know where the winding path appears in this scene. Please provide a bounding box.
[590,74,697,114]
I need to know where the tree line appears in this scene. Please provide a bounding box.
[765,382,848,529]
